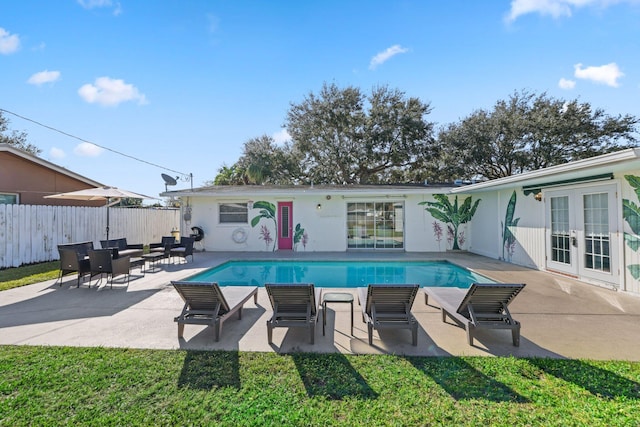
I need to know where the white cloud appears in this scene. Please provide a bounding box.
[272,128,291,144]
[74,142,104,157]
[558,77,576,89]
[369,45,409,70]
[27,70,61,85]
[77,0,122,15]
[78,76,147,106]
[505,0,639,23]
[574,62,624,87]
[49,147,66,160]
[77,0,111,8]
[0,27,20,54]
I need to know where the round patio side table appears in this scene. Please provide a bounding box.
[322,292,354,336]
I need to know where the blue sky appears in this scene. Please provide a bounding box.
[1,0,639,201]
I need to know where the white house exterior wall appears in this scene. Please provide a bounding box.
[181,193,455,253]
[464,173,639,295]
[463,189,545,269]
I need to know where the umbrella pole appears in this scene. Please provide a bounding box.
[106,199,110,241]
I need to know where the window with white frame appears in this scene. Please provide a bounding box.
[219,203,248,223]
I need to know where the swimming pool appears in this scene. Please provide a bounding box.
[186,260,494,288]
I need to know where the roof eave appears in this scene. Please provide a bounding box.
[450,148,640,194]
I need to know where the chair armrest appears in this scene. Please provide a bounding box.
[126,243,144,250]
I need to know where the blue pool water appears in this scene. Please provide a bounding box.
[186,260,493,288]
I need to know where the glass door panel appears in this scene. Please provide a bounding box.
[347,202,404,249]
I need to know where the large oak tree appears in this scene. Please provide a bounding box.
[436,90,638,181]
[286,83,436,184]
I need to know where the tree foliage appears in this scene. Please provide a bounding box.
[0,111,40,155]
[286,82,436,184]
[436,90,638,180]
[210,87,638,186]
[211,136,300,185]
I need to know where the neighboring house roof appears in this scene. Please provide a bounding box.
[161,183,457,198]
[0,143,103,187]
[450,148,640,194]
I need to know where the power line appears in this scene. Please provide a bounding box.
[0,107,191,180]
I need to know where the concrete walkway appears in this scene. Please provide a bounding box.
[1,252,639,360]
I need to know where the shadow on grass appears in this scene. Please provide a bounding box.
[291,353,378,400]
[178,350,240,390]
[407,356,529,402]
[529,358,640,400]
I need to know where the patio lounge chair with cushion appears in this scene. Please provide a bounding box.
[357,284,420,346]
[423,283,526,346]
[100,238,143,258]
[265,283,322,345]
[171,281,258,341]
[57,247,91,287]
[88,249,131,288]
[170,237,195,263]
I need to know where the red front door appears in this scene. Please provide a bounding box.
[278,201,293,250]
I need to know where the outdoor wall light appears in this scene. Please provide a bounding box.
[316,203,322,210]
[534,192,543,202]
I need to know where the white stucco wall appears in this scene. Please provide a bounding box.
[460,189,545,269]
[179,193,460,253]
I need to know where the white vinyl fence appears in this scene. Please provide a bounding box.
[0,204,180,268]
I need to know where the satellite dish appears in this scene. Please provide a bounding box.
[161,173,178,191]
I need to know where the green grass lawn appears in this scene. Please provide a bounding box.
[0,261,59,291]
[1,346,639,426]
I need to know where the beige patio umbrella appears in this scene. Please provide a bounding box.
[45,186,155,241]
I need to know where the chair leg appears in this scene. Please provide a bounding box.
[215,321,222,342]
[310,323,315,345]
[177,323,185,338]
[267,321,273,344]
[512,324,521,346]
[466,327,474,346]
[412,324,418,346]
[367,323,373,345]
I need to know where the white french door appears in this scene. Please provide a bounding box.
[545,184,619,286]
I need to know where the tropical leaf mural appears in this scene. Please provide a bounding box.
[293,223,308,251]
[622,175,640,279]
[251,201,277,251]
[501,191,520,261]
[419,194,480,250]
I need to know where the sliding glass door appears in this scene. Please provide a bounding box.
[347,202,404,249]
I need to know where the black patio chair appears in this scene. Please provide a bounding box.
[88,249,131,288]
[57,247,91,287]
[170,237,195,263]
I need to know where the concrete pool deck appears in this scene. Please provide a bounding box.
[1,251,640,360]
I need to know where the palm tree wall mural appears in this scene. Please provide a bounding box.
[251,201,277,251]
[419,194,480,250]
[501,191,520,262]
[622,175,640,279]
